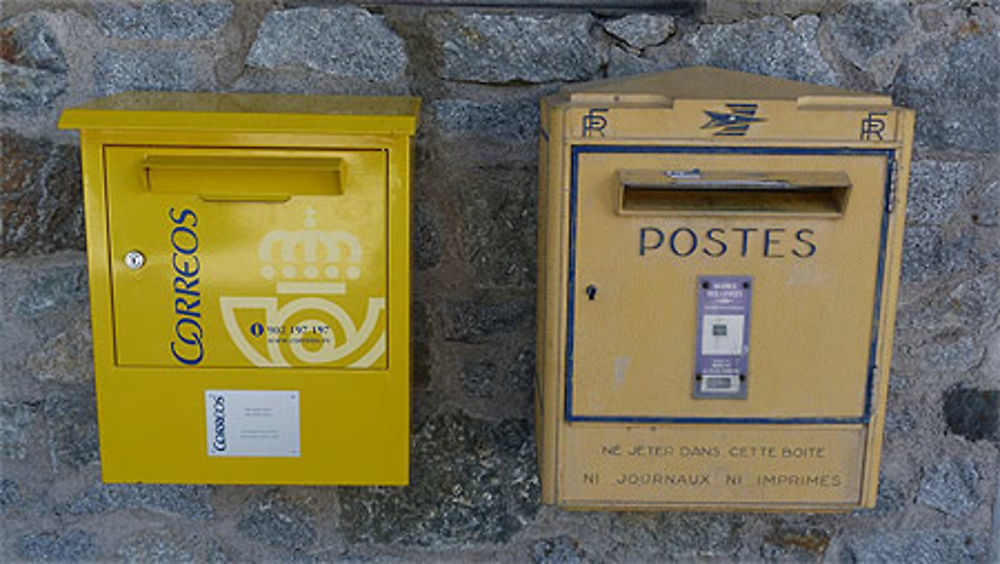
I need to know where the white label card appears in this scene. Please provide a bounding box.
[205,390,300,457]
[700,314,745,356]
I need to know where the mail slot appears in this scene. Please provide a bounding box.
[536,67,914,510]
[59,92,418,484]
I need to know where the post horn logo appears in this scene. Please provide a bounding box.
[220,207,386,367]
[702,103,765,136]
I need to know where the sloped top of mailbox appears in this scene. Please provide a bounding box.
[59,92,420,134]
[555,66,892,107]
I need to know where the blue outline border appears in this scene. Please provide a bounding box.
[565,145,895,425]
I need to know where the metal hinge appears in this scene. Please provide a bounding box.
[886,159,899,213]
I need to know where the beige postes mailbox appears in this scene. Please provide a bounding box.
[536,67,914,510]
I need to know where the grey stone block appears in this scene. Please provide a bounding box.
[93,0,233,40]
[458,166,536,289]
[895,269,1000,345]
[426,96,541,169]
[912,334,984,374]
[95,47,211,96]
[682,15,839,86]
[460,346,534,399]
[653,513,745,558]
[16,529,99,562]
[237,490,316,552]
[1,12,67,71]
[701,0,833,23]
[115,529,231,563]
[412,300,432,390]
[873,478,910,516]
[230,68,410,97]
[0,401,37,460]
[761,526,830,561]
[905,159,979,225]
[24,313,92,384]
[246,7,407,83]
[442,300,534,343]
[900,225,974,283]
[461,361,498,399]
[603,14,676,50]
[606,513,746,559]
[11,257,88,318]
[0,255,91,400]
[606,46,673,78]
[0,131,84,257]
[532,535,586,564]
[0,62,68,112]
[840,531,988,563]
[944,387,999,444]
[66,483,214,520]
[0,12,68,111]
[413,202,441,271]
[826,0,914,87]
[893,29,1000,152]
[947,271,1000,333]
[884,409,917,436]
[431,12,606,83]
[42,385,98,471]
[430,98,539,143]
[970,161,1000,227]
[0,478,21,515]
[918,457,981,517]
[339,411,538,545]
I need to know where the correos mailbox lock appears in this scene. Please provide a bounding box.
[60,93,418,484]
[536,67,915,511]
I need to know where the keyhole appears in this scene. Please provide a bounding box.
[586,284,597,300]
[124,250,145,270]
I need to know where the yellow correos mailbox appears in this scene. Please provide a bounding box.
[59,92,418,484]
[536,67,914,510]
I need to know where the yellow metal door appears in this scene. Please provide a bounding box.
[104,146,388,370]
[570,148,890,421]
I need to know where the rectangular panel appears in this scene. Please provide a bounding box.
[561,425,865,507]
[568,148,889,421]
[205,390,301,458]
[694,276,751,399]
[106,146,388,370]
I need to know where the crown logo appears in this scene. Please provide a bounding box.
[257,207,362,295]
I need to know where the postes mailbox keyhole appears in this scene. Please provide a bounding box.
[586,284,598,300]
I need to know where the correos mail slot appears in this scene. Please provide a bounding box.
[535,67,914,510]
[59,92,418,484]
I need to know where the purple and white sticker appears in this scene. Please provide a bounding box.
[693,276,751,399]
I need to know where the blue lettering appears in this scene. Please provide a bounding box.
[793,228,817,258]
[171,226,198,255]
[169,208,202,365]
[640,227,664,256]
[669,228,698,257]
[171,336,203,365]
[764,228,785,258]
[176,297,201,318]
[732,228,757,257]
[703,228,727,257]
[638,226,816,259]
[169,207,198,227]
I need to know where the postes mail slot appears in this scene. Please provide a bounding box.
[536,67,914,511]
[60,92,418,485]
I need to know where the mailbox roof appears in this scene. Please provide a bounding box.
[59,92,420,134]
[556,66,892,106]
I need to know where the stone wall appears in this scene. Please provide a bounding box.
[1,1,998,561]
